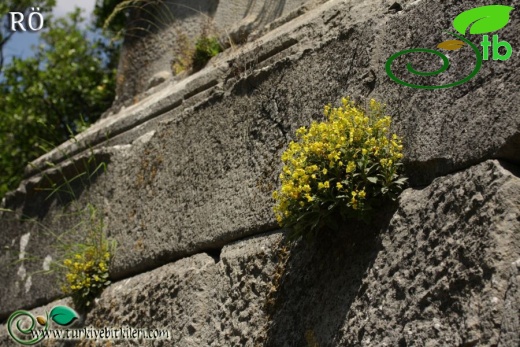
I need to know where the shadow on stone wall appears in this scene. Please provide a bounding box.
[124,0,219,42]
[265,204,397,346]
[251,0,287,28]
[0,151,111,320]
[3,151,111,220]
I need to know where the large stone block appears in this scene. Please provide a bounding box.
[0,232,283,346]
[373,0,520,184]
[1,160,517,346]
[266,160,520,346]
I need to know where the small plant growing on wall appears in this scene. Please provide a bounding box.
[171,28,193,75]
[192,36,223,71]
[59,203,115,309]
[272,97,407,240]
[35,141,116,309]
[1,143,116,310]
[172,35,223,74]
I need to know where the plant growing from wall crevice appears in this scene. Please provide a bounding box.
[272,97,407,240]
[60,203,115,309]
[192,36,223,71]
[172,34,223,75]
[103,1,224,75]
[1,141,116,311]
[39,146,115,310]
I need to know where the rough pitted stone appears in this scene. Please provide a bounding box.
[1,161,517,346]
[267,160,520,346]
[0,232,283,347]
[80,253,220,347]
[211,232,283,346]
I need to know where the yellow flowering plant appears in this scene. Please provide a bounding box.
[61,204,115,308]
[272,97,407,239]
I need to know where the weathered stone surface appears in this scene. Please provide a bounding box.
[0,149,114,320]
[3,0,520,318]
[115,0,325,104]
[82,233,283,347]
[2,0,382,316]
[267,160,520,346]
[1,160,517,346]
[0,232,283,346]
[374,0,520,184]
[82,253,219,347]
[211,232,282,346]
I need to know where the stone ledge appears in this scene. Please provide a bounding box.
[23,0,352,181]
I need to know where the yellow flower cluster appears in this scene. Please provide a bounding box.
[272,97,406,237]
[62,246,111,299]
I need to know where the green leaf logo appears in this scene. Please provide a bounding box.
[49,306,79,326]
[453,5,514,35]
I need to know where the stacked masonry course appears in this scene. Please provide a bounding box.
[1,0,519,346]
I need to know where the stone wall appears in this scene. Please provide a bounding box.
[1,0,519,346]
[114,0,327,106]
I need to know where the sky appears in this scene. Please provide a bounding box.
[4,0,96,64]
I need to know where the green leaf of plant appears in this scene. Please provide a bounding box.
[366,164,377,173]
[453,5,514,35]
[367,177,378,184]
[49,306,79,326]
[395,177,408,185]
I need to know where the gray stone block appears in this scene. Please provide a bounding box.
[0,232,283,346]
[266,160,520,346]
[1,161,517,346]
